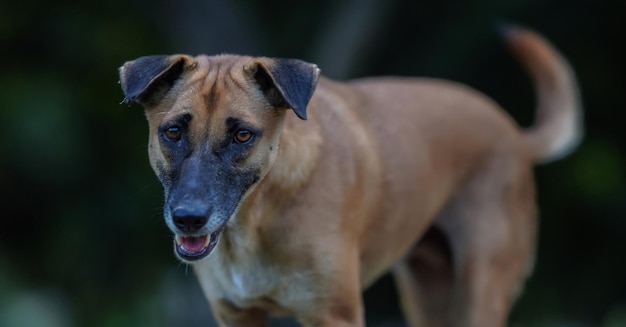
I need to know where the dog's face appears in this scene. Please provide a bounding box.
[119,54,319,262]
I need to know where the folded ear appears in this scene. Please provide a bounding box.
[118,55,192,107]
[246,58,320,120]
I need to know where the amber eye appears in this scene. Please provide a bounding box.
[164,126,182,141]
[234,129,253,144]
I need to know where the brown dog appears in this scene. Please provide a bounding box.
[118,26,581,327]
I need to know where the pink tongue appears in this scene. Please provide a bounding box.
[181,235,208,253]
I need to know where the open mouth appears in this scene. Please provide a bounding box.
[174,226,225,261]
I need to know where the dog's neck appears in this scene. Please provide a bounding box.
[267,117,323,193]
[250,113,322,212]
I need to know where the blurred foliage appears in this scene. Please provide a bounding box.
[0,0,624,326]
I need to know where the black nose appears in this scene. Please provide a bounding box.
[172,208,208,234]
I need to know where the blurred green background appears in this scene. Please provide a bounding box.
[1,0,624,326]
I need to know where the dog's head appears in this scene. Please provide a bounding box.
[119,54,319,262]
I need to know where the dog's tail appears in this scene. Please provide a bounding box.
[504,25,583,163]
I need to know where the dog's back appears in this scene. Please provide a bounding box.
[291,26,582,326]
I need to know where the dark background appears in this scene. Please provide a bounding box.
[1,0,624,326]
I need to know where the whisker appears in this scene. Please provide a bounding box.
[128,177,161,200]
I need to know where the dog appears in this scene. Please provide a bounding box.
[118,26,582,327]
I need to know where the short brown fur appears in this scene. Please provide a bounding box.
[119,27,582,327]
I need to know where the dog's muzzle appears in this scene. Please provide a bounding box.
[171,208,225,262]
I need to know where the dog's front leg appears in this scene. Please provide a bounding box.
[209,299,268,327]
[296,251,365,327]
[298,302,365,327]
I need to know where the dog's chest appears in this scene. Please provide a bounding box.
[194,250,316,311]
[195,255,268,300]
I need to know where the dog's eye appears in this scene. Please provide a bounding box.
[165,126,182,141]
[234,129,253,144]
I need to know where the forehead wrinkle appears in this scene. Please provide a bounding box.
[150,62,208,120]
[198,57,219,105]
[200,62,235,147]
[227,64,250,95]
[201,57,242,110]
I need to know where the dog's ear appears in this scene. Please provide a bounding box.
[119,55,193,107]
[246,58,320,120]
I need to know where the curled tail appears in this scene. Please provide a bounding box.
[504,26,583,163]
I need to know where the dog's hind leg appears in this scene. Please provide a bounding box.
[437,160,537,327]
[392,226,454,327]
[393,156,536,327]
